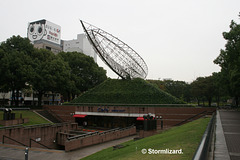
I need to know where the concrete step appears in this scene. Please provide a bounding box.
[35,110,61,123]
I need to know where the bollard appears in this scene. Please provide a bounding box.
[160,116,163,130]
[25,147,29,160]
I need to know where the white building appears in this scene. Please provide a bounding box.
[27,19,62,54]
[62,34,97,62]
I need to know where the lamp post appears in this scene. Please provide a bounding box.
[25,147,29,160]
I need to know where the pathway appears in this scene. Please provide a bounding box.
[0,135,136,160]
[214,110,240,160]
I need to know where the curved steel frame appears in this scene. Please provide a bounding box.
[80,20,148,79]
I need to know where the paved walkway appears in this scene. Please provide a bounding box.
[0,135,136,160]
[214,110,240,160]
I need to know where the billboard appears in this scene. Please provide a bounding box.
[27,19,61,45]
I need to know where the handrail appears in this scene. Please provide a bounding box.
[61,103,195,107]
[44,107,64,122]
[67,131,99,140]
[0,122,70,130]
[67,126,135,141]
[29,138,51,149]
[2,135,27,147]
[1,135,51,149]
[174,111,207,126]
[0,124,23,130]
[192,112,216,160]
[0,108,30,111]
[98,127,120,135]
[24,123,53,128]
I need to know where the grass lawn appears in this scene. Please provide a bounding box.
[81,117,210,160]
[0,110,51,126]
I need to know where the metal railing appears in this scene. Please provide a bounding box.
[0,108,30,111]
[62,103,195,107]
[44,107,64,123]
[192,112,216,160]
[67,125,135,141]
[2,135,51,149]
[175,110,207,126]
[29,138,51,149]
[2,135,27,147]
[0,124,23,130]
[67,131,99,140]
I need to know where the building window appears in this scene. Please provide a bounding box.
[24,93,31,97]
[46,46,51,50]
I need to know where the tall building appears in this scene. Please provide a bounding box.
[27,19,97,62]
[62,34,97,62]
[27,19,62,54]
[0,19,100,106]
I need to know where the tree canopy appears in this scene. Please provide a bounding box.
[214,18,240,106]
[0,35,107,106]
[58,51,107,101]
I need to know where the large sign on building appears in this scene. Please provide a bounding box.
[27,19,61,45]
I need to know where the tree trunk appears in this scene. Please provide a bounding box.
[235,96,239,107]
[67,92,71,102]
[197,97,200,106]
[32,91,35,106]
[208,97,212,107]
[37,91,43,107]
[16,90,20,107]
[11,90,15,106]
[52,92,55,105]
[216,95,220,107]
[72,93,76,101]
[2,93,6,106]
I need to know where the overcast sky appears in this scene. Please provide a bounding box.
[1,0,240,82]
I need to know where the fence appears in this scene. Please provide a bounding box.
[192,113,216,160]
[63,125,136,151]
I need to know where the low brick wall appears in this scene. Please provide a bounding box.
[0,123,78,149]
[139,130,157,138]
[44,105,216,130]
[0,118,29,126]
[64,126,136,151]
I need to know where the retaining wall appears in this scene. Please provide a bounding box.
[63,126,136,151]
[44,105,216,129]
[0,118,29,126]
[0,123,77,149]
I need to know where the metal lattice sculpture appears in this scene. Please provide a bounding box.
[80,20,148,79]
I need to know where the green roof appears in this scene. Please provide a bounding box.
[71,78,183,104]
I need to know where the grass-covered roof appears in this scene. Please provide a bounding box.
[71,78,183,104]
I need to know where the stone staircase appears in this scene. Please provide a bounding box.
[35,110,61,123]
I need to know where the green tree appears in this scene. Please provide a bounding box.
[214,17,240,106]
[212,72,229,107]
[191,76,215,107]
[203,76,215,107]
[163,80,191,103]
[0,36,34,106]
[147,79,190,103]
[45,56,71,104]
[191,77,205,106]
[29,49,56,106]
[30,48,72,106]
[58,52,107,101]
